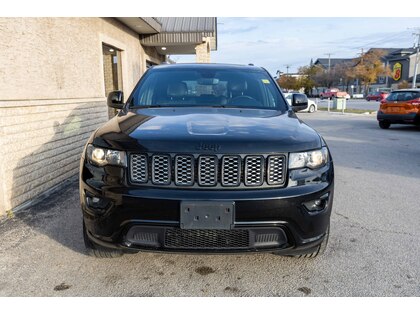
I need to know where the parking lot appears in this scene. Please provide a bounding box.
[0,111,419,297]
[313,98,382,111]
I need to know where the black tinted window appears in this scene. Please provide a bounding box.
[387,91,420,101]
[129,68,287,110]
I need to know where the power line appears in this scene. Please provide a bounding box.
[352,31,408,50]
[321,31,412,58]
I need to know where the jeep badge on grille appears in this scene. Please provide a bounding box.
[195,143,221,152]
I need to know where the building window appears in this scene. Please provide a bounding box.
[102,44,122,118]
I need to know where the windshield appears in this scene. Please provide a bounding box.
[129,67,287,110]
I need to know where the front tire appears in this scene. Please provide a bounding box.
[295,225,329,258]
[309,105,316,113]
[273,225,330,258]
[83,223,124,258]
[379,121,391,129]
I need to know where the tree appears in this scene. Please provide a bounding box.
[276,75,300,91]
[332,62,356,91]
[297,65,321,95]
[350,50,391,95]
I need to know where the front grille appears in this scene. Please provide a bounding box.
[221,156,241,186]
[164,229,250,249]
[198,156,218,186]
[175,155,194,186]
[130,154,148,183]
[267,156,285,185]
[245,156,264,186]
[129,153,286,189]
[152,155,171,185]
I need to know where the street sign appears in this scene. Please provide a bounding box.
[392,62,402,81]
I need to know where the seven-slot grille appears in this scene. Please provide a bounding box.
[175,155,194,186]
[221,156,241,186]
[130,154,148,183]
[129,154,286,188]
[244,156,264,186]
[267,156,285,185]
[151,155,171,185]
[198,156,218,186]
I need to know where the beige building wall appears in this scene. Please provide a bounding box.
[0,17,164,216]
[195,37,211,63]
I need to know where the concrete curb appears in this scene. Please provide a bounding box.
[317,110,377,116]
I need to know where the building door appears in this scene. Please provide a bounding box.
[102,44,122,118]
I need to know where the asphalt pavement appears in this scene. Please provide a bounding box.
[0,111,419,296]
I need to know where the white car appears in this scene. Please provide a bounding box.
[284,93,317,113]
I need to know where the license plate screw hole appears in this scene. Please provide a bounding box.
[194,216,199,221]
[226,208,230,213]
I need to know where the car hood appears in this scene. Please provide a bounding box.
[93,107,322,154]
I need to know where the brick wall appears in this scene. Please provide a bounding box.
[0,100,108,215]
[0,17,165,216]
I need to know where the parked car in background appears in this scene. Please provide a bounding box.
[377,89,420,129]
[320,88,350,100]
[366,91,389,101]
[284,93,317,113]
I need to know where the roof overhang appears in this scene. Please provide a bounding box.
[116,17,162,34]
[116,17,217,56]
[141,32,217,55]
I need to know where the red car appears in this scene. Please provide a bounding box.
[366,91,389,101]
[320,88,350,100]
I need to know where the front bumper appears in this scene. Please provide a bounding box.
[80,158,334,254]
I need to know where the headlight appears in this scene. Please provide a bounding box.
[289,147,329,170]
[86,144,127,167]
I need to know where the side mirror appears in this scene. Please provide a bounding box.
[291,94,308,112]
[107,91,124,109]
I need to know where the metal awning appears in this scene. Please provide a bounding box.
[116,17,162,34]
[116,17,217,55]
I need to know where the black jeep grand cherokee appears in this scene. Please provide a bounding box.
[80,64,334,258]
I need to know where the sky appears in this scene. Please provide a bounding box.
[174,17,420,76]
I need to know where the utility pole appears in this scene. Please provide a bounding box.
[284,64,290,75]
[411,30,420,88]
[325,53,333,88]
[359,48,364,64]
[324,53,334,72]
[355,49,364,94]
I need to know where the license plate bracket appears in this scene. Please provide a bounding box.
[180,201,235,230]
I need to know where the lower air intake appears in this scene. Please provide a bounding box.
[164,228,250,249]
